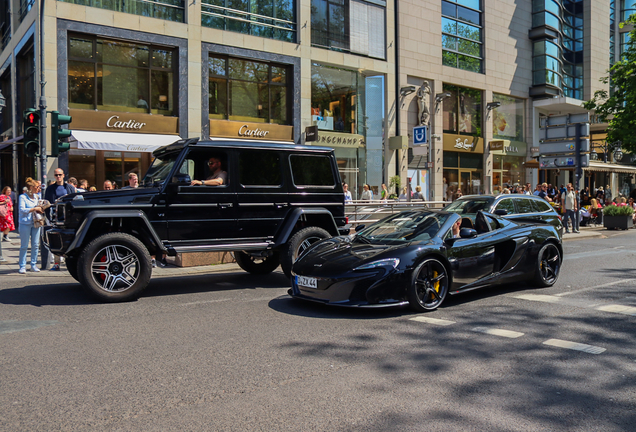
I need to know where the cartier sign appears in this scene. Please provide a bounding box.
[210,119,293,141]
[69,109,179,134]
[106,115,146,130]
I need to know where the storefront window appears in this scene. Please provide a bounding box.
[492,94,524,141]
[311,63,359,134]
[442,84,482,136]
[69,150,97,189]
[208,56,290,125]
[68,35,176,116]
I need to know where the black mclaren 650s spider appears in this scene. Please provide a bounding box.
[288,209,563,312]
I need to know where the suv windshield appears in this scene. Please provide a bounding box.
[142,153,179,186]
[444,198,494,214]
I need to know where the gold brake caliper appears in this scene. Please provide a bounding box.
[433,271,440,293]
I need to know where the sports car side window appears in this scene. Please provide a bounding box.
[496,198,515,214]
[516,198,534,214]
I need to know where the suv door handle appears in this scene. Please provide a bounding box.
[218,203,234,209]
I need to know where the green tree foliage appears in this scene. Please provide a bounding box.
[583,16,636,152]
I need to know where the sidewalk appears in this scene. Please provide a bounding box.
[0,238,242,278]
[0,225,611,277]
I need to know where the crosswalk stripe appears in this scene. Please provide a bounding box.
[596,304,636,316]
[543,338,605,354]
[471,327,524,338]
[511,294,561,303]
[409,316,456,326]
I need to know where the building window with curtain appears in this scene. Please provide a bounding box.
[208,56,291,125]
[311,0,386,59]
[201,0,296,42]
[441,0,483,73]
[68,35,177,116]
[58,0,184,22]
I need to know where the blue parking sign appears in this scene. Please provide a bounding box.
[413,125,428,145]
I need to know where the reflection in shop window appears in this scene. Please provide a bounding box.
[311,63,360,134]
[492,94,524,141]
[68,35,176,116]
[442,84,482,136]
[208,55,290,125]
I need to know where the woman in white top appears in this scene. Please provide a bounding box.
[360,184,373,201]
[18,177,45,273]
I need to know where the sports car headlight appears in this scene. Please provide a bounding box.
[354,258,400,271]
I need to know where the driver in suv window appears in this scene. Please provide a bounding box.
[191,156,227,186]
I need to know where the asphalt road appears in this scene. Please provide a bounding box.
[1,231,636,431]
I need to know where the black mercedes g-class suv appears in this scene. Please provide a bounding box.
[43,138,348,302]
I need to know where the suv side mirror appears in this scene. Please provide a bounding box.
[172,173,191,185]
[494,209,508,216]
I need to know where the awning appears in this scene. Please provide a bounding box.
[70,130,180,153]
[585,161,636,174]
[523,159,540,169]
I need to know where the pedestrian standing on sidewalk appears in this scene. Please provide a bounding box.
[1,186,16,242]
[0,195,8,262]
[562,183,579,233]
[18,177,45,274]
[44,168,76,271]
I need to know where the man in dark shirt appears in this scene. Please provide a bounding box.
[44,168,76,270]
[537,183,552,202]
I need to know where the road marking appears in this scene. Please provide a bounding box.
[471,327,524,338]
[0,320,58,334]
[409,316,456,326]
[181,298,233,306]
[596,304,636,316]
[543,338,606,354]
[556,278,636,297]
[511,294,561,303]
[564,247,626,261]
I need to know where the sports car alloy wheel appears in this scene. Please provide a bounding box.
[534,243,561,287]
[407,258,448,311]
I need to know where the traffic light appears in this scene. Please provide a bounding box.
[23,109,40,158]
[51,111,72,157]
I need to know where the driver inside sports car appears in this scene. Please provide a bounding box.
[191,156,227,186]
[452,218,462,238]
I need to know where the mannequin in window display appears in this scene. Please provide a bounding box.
[416,81,431,126]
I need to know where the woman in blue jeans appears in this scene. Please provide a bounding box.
[18,177,45,273]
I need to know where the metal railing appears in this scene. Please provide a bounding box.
[345,200,450,227]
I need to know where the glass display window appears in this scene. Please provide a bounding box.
[443,84,482,136]
[311,63,362,134]
[492,94,524,142]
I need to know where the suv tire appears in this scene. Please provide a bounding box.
[235,251,281,274]
[77,233,152,302]
[281,227,331,278]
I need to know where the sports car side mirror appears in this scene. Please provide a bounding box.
[494,209,508,216]
[460,228,477,238]
[355,224,366,232]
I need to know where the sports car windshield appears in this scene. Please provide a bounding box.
[355,211,451,244]
[142,153,179,186]
[445,198,494,214]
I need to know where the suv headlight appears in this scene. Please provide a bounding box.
[55,203,66,225]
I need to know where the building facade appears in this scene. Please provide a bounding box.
[0,0,396,198]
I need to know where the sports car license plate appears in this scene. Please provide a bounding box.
[297,275,318,289]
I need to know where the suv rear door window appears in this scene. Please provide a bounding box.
[531,199,552,213]
[495,198,515,214]
[239,151,282,187]
[290,155,335,187]
[516,198,535,214]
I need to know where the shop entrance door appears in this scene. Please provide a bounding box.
[459,170,482,195]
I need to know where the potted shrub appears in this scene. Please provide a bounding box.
[603,203,634,230]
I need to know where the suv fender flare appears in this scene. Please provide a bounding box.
[67,210,165,254]
[274,207,339,247]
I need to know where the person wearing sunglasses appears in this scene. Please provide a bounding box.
[190,156,227,186]
[44,168,76,270]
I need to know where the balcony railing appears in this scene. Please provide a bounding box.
[58,0,185,23]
